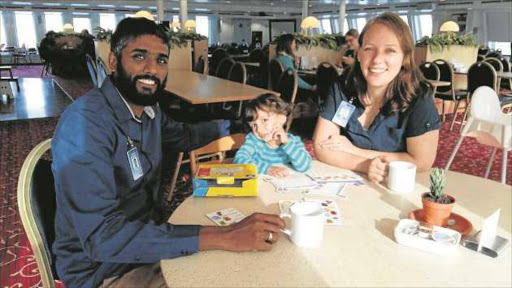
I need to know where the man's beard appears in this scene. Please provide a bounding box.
[113,62,167,106]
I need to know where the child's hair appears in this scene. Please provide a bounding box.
[243,94,291,129]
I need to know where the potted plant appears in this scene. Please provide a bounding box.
[421,168,455,226]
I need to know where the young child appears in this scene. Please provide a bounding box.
[234,94,312,178]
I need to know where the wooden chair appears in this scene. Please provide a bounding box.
[215,56,235,79]
[433,59,468,130]
[269,58,284,92]
[17,139,59,288]
[168,134,246,201]
[276,68,298,132]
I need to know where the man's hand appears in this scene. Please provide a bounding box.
[318,134,355,154]
[368,156,390,184]
[199,213,286,252]
[267,166,290,178]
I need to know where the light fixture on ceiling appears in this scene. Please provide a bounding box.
[185,20,197,32]
[439,20,459,32]
[301,16,320,35]
[134,10,155,21]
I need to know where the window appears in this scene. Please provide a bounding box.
[356,17,367,32]
[399,15,409,27]
[488,41,511,56]
[45,12,63,33]
[332,18,349,34]
[413,14,432,40]
[321,18,332,34]
[73,17,92,33]
[0,12,6,46]
[15,11,37,48]
[100,13,116,31]
[196,15,209,37]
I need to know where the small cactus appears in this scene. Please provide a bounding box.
[428,168,451,203]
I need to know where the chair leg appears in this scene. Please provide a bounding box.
[441,100,446,121]
[484,147,497,179]
[501,149,508,184]
[459,100,471,133]
[445,135,466,171]
[449,100,460,131]
[168,152,184,202]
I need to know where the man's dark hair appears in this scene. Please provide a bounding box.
[110,17,170,57]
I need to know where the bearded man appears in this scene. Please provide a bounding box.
[52,17,284,288]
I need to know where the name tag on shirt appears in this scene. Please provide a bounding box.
[332,101,355,128]
[127,147,143,181]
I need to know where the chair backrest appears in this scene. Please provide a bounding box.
[228,62,247,84]
[433,59,454,93]
[419,61,440,81]
[259,54,270,89]
[277,68,298,104]
[467,61,497,94]
[269,58,284,92]
[470,86,503,123]
[216,56,235,79]
[193,55,206,74]
[484,57,503,73]
[499,57,511,72]
[17,139,57,288]
[85,54,98,87]
[477,54,485,62]
[189,133,247,175]
[316,62,339,105]
[248,48,264,63]
[209,48,229,75]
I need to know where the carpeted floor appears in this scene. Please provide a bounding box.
[0,69,510,287]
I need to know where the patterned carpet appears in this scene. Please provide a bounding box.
[0,71,510,287]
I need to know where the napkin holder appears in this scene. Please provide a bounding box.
[463,230,510,258]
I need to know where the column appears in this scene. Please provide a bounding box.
[339,0,346,34]
[90,13,100,34]
[33,11,46,45]
[180,0,188,31]
[156,0,165,22]
[302,0,308,20]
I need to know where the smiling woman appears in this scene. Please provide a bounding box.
[313,12,441,184]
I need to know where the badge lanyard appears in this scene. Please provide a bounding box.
[126,136,144,181]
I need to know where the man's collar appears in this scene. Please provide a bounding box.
[101,77,155,123]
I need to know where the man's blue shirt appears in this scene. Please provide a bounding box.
[52,78,227,288]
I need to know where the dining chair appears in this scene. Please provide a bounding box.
[419,61,441,96]
[445,86,511,184]
[248,48,264,63]
[484,57,504,90]
[209,48,228,76]
[17,139,59,288]
[477,55,485,62]
[269,58,284,92]
[193,55,206,74]
[258,54,270,89]
[276,68,298,132]
[85,54,98,88]
[498,57,511,91]
[215,56,235,79]
[224,62,247,118]
[433,59,468,130]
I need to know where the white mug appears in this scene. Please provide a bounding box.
[387,161,416,194]
[280,202,324,248]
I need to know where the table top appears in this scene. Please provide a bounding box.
[427,80,451,87]
[242,62,260,68]
[455,70,512,79]
[161,161,511,287]
[165,69,278,104]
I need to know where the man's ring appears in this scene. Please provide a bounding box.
[265,232,273,243]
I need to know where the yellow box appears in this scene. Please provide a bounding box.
[192,164,258,197]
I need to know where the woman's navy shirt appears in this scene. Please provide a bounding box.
[319,82,441,152]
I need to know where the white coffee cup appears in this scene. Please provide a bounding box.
[280,202,324,248]
[387,161,416,194]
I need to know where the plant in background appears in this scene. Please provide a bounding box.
[164,31,207,49]
[94,27,112,42]
[426,168,452,204]
[272,33,345,50]
[416,32,477,52]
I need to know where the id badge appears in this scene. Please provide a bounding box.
[332,101,355,128]
[127,147,143,181]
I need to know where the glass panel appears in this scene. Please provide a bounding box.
[399,15,409,27]
[196,15,209,37]
[73,17,92,33]
[488,41,511,56]
[356,17,367,32]
[343,18,349,35]
[321,18,332,34]
[418,14,432,38]
[15,11,37,48]
[100,13,116,31]
[44,12,63,33]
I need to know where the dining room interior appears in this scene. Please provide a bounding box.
[1,0,511,287]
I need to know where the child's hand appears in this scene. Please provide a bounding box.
[272,126,289,146]
[267,166,290,178]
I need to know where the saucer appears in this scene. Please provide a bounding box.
[408,209,473,235]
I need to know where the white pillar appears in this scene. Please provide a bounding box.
[302,0,308,20]
[180,0,188,31]
[156,0,165,22]
[339,0,346,34]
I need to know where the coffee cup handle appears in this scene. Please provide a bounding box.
[279,213,292,236]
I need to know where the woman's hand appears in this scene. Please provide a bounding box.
[267,166,290,178]
[367,156,390,184]
[318,134,355,154]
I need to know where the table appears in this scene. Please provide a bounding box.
[455,70,512,79]
[242,62,260,68]
[165,70,278,104]
[161,161,511,287]
[427,80,451,87]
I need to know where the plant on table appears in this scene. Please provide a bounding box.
[421,168,455,226]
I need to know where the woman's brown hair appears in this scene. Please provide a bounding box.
[345,12,428,115]
[275,34,297,62]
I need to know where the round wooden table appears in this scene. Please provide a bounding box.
[161,161,511,287]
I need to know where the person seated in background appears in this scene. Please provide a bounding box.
[274,34,316,92]
[313,13,440,184]
[52,17,285,288]
[340,29,360,67]
[234,94,312,178]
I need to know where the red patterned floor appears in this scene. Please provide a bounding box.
[0,112,510,287]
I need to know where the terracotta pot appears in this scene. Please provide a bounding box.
[421,192,455,226]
